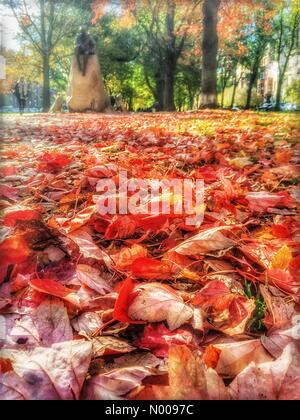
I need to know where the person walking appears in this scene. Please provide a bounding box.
[13,77,28,115]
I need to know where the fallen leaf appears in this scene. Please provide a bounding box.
[76,264,112,295]
[270,245,293,270]
[228,344,300,400]
[246,192,293,213]
[82,366,155,400]
[261,323,300,358]
[128,283,194,330]
[0,340,92,400]
[68,228,104,260]
[114,244,148,270]
[113,277,139,323]
[61,206,96,233]
[152,345,227,400]
[105,216,137,240]
[204,340,272,378]
[29,279,81,308]
[3,208,41,227]
[71,312,103,336]
[0,184,19,201]
[0,235,31,266]
[135,324,196,357]
[131,257,172,280]
[92,336,135,357]
[172,226,236,256]
[3,298,73,349]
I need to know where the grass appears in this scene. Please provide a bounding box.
[244,280,268,333]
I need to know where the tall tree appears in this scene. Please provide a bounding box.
[241,1,274,109]
[272,1,300,110]
[135,0,201,111]
[201,0,220,108]
[4,0,89,111]
[92,13,143,110]
[217,0,256,109]
[218,53,235,108]
[92,0,202,111]
[163,1,177,111]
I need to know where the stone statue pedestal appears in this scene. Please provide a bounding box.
[67,55,110,112]
[50,95,64,113]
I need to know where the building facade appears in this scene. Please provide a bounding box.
[260,52,300,103]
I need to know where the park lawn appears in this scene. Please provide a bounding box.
[0,110,299,400]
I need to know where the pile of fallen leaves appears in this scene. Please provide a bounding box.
[0,110,299,400]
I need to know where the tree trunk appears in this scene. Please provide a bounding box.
[221,87,225,108]
[201,0,220,108]
[231,84,237,108]
[245,66,258,109]
[164,62,176,111]
[43,54,51,112]
[163,1,177,111]
[275,76,283,111]
[155,72,164,110]
[128,93,133,112]
[144,67,164,110]
[188,87,194,110]
[245,80,254,109]
[230,68,238,108]
[40,0,50,112]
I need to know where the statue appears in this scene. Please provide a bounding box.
[75,27,96,77]
[67,26,110,113]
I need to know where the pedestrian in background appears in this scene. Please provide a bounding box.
[13,77,28,115]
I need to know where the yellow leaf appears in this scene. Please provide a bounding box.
[178,269,201,282]
[255,227,273,240]
[270,245,292,270]
[227,157,252,168]
[101,143,120,154]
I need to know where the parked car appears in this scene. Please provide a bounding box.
[0,105,14,113]
[258,102,287,111]
[259,102,275,111]
[281,103,300,112]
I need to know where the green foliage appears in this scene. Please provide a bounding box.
[284,79,300,103]
[244,281,267,333]
[175,62,202,110]
[91,13,146,109]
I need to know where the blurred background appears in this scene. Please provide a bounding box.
[0,0,299,113]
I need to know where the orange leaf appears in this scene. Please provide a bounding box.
[114,244,148,270]
[113,277,141,323]
[0,358,13,374]
[0,235,31,266]
[29,279,81,308]
[131,257,172,280]
[274,150,291,165]
[203,345,221,369]
[105,215,137,240]
[3,209,40,227]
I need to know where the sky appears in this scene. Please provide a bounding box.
[1,6,21,51]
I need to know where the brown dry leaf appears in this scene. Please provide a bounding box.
[205,340,272,378]
[92,336,136,357]
[128,283,194,330]
[152,345,228,400]
[172,226,236,256]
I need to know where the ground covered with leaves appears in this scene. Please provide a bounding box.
[0,110,299,400]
